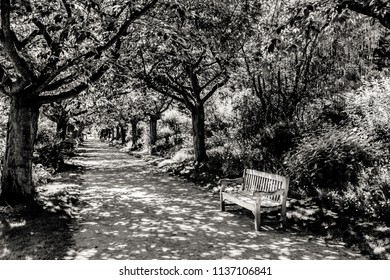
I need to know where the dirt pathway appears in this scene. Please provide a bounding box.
[64,139,365,260]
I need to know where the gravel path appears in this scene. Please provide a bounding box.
[64,139,365,260]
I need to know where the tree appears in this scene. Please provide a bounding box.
[132,0,252,165]
[42,96,94,140]
[142,91,172,154]
[0,0,157,204]
[338,0,390,29]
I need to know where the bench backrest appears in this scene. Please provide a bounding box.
[242,169,289,203]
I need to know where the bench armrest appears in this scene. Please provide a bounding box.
[219,177,243,192]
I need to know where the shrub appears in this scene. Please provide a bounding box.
[317,98,349,126]
[32,163,54,187]
[171,148,193,163]
[35,120,56,148]
[323,167,390,225]
[33,139,76,170]
[161,109,191,146]
[285,128,382,195]
[207,144,244,177]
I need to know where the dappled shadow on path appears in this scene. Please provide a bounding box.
[0,206,76,260]
[64,140,364,260]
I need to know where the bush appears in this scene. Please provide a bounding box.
[161,109,191,146]
[285,128,382,195]
[35,121,56,148]
[33,140,76,170]
[32,163,54,187]
[323,167,390,225]
[171,148,193,163]
[208,144,244,177]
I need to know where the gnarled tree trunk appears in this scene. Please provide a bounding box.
[1,97,40,205]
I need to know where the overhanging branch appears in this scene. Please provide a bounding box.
[340,0,390,29]
[1,0,35,82]
[38,64,110,104]
[201,74,229,104]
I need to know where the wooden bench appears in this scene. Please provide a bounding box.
[219,169,289,231]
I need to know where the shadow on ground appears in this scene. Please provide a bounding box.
[60,140,365,260]
[0,160,82,260]
[0,206,76,260]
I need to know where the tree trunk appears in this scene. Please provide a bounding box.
[1,97,40,205]
[116,126,121,141]
[120,125,127,145]
[191,104,208,164]
[131,120,138,149]
[56,116,68,140]
[149,116,158,154]
[110,127,115,141]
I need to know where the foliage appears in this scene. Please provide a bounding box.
[338,0,390,30]
[161,109,192,146]
[207,143,244,178]
[285,128,382,195]
[34,117,76,171]
[324,167,390,225]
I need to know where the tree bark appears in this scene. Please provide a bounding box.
[1,97,40,205]
[130,120,138,149]
[56,116,68,140]
[120,125,127,145]
[149,116,158,154]
[191,104,208,164]
[116,126,121,141]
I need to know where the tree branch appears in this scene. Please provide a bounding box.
[1,0,35,82]
[32,18,53,47]
[18,30,40,50]
[200,71,223,91]
[42,72,78,92]
[85,0,158,60]
[38,64,110,104]
[201,74,229,104]
[167,73,193,93]
[61,0,72,18]
[193,50,206,68]
[146,80,187,105]
[340,0,390,29]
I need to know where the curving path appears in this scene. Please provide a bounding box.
[64,139,365,260]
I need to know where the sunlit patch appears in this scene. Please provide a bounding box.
[113,221,129,226]
[0,247,11,258]
[169,236,188,241]
[102,230,119,236]
[9,220,27,228]
[279,247,291,256]
[74,248,98,259]
[227,248,245,257]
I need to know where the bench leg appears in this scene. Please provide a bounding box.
[220,192,225,211]
[254,203,261,231]
[281,205,287,228]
